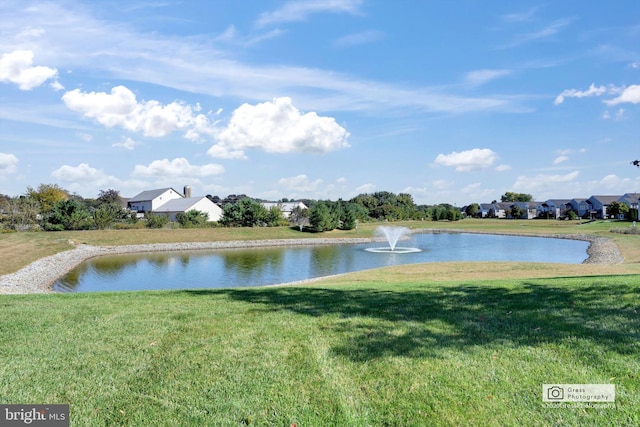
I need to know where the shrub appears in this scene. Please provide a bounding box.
[176,210,208,228]
[145,213,169,229]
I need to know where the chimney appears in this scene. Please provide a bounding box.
[183,185,191,198]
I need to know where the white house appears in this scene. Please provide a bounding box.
[261,201,308,218]
[153,197,223,222]
[128,188,184,213]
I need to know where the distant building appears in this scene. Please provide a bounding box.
[128,187,222,222]
[261,201,308,218]
[154,197,223,222]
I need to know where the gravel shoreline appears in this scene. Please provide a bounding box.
[0,232,624,295]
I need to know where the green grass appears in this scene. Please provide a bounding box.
[1,274,638,426]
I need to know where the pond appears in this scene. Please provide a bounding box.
[54,233,590,292]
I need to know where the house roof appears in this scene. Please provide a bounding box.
[621,193,640,200]
[154,197,212,213]
[129,188,182,202]
[588,195,623,204]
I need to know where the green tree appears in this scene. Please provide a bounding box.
[264,205,286,227]
[93,204,119,230]
[146,212,169,229]
[340,205,357,230]
[308,201,334,232]
[465,203,480,217]
[2,196,40,230]
[47,199,93,230]
[220,198,268,227]
[607,201,629,219]
[501,192,533,202]
[26,183,69,214]
[509,205,523,219]
[96,189,122,206]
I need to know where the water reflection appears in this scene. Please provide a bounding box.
[54,233,590,292]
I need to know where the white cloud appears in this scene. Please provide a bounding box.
[0,2,522,116]
[553,155,569,165]
[554,83,608,105]
[255,0,362,27]
[112,137,139,150]
[495,164,512,172]
[555,83,639,106]
[512,171,580,196]
[604,85,640,106]
[334,30,384,48]
[502,18,573,49]
[465,69,511,86]
[52,163,109,182]
[77,132,93,142]
[277,174,323,191]
[0,50,58,90]
[434,148,499,172]
[132,158,224,178]
[209,97,350,158]
[355,183,376,193]
[62,85,218,139]
[501,7,539,23]
[0,153,19,176]
[206,144,247,160]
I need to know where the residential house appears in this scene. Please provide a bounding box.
[566,198,591,218]
[153,197,223,222]
[128,188,184,213]
[492,202,511,219]
[539,199,571,219]
[478,203,496,218]
[587,195,623,219]
[618,193,640,220]
[128,187,223,222]
[261,201,308,219]
[511,201,539,219]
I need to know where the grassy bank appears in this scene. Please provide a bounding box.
[1,219,640,277]
[1,275,638,425]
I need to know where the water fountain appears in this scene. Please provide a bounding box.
[365,225,422,253]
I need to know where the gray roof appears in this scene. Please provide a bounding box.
[621,193,640,200]
[588,195,623,204]
[129,188,182,202]
[154,197,210,213]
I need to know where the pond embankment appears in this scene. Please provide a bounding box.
[0,233,624,294]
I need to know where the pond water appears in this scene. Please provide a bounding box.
[54,233,589,292]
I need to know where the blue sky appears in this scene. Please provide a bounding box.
[1,0,638,205]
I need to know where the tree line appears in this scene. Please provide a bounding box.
[0,185,465,232]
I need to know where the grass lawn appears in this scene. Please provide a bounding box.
[1,274,639,426]
[1,220,639,425]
